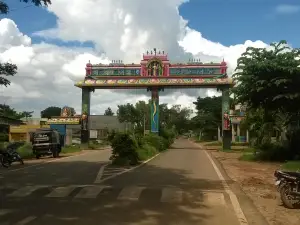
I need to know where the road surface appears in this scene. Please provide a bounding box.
[0,139,266,225]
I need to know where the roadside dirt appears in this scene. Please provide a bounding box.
[206,145,300,225]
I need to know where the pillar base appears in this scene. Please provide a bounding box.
[222,130,232,150]
[81,130,89,145]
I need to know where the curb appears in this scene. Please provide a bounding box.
[95,153,161,184]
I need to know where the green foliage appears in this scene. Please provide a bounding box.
[137,144,157,161]
[191,96,233,141]
[109,129,175,166]
[232,40,300,114]
[281,161,300,172]
[0,133,8,142]
[0,104,33,119]
[143,134,166,152]
[0,62,17,87]
[17,143,34,159]
[107,129,116,142]
[104,107,114,116]
[116,101,192,134]
[232,41,300,162]
[110,133,139,166]
[159,127,176,148]
[40,106,62,118]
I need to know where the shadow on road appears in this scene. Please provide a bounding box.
[0,158,234,225]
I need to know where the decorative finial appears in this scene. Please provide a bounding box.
[162,51,164,54]
[154,48,157,55]
[151,51,153,54]
[147,51,149,54]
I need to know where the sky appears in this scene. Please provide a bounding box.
[0,0,299,117]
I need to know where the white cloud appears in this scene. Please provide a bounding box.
[275,4,300,14]
[1,0,269,117]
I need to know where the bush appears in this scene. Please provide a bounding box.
[17,142,34,159]
[110,132,139,165]
[160,128,176,148]
[143,134,166,152]
[0,133,8,142]
[137,144,158,161]
[256,143,290,162]
[107,129,117,143]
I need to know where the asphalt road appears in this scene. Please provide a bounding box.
[0,139,266,225]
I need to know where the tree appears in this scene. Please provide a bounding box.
[117,103,138,123]
[41,106,61,119]
[20,111,34,119]
[192,96,234,140]
[117,101,192,134]
[0,104,31,119]
[0,0,51,87]
[104,107,114,116]
[232,40,300,116]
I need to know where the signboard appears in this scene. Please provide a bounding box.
[92,69,141,76]
[169,68,220,75]
[47,117,80,125]
[90,130,98,139]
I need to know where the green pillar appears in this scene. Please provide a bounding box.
[150,88,159,134]
[81,87,91,144]
[222,87,232,150]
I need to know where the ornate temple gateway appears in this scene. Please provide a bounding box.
[75,49,234,149]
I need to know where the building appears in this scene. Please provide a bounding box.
[0,116,25,142]
[217,104,249,143]
[67,115,132,139]
[230,104,248,142]
[9,118,49,142]
[47,115,131,145]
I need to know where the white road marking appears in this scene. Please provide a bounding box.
[46,186,76,198]
[74,185,106,198]
[8,186,47,197]
[15,216,37,225]
[96,153,161,184]
[203,192,226,206]
[194,142,248,225]
[160,187,183,203]
[117,186,145,201]
[94,164,108,183]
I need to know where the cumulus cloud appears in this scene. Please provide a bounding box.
[1,0,269,117]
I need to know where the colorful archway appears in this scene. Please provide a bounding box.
[74,50,234,150]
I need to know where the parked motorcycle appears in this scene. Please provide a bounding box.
[274,170,300,209]
[0,144,24,168]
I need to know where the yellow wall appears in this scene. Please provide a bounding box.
[9,124,50,142]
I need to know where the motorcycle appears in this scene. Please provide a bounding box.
[274,170,300,209]
[0,145,24,168]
